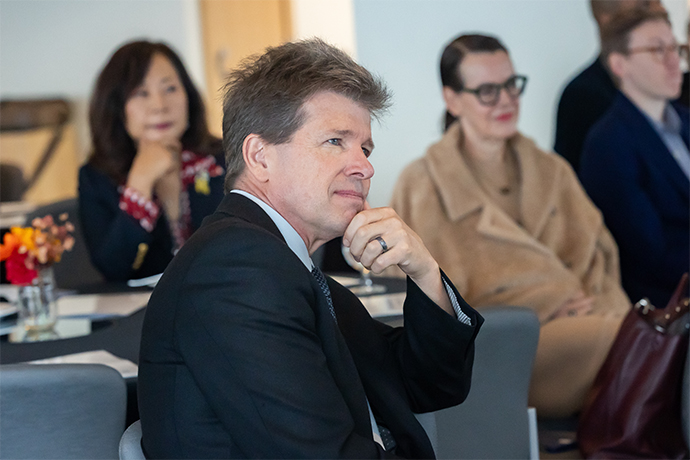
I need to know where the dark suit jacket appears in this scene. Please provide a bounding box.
[554,57,618,172]
[580,93,690,307]
[78,157,224,281]
[138,193,483,459]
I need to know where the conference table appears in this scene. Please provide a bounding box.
[0,274,407,425]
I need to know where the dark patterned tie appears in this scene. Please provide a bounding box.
[378,425,397,451]
[312,266,396,451]
[311,266,337,323]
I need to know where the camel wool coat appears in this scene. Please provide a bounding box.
[391,123,630,416]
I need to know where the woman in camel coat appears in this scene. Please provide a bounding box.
[390,34,630,417]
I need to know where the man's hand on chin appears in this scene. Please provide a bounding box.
[342,203,453,315]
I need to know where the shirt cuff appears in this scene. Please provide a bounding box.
[443,277,472,325]
[119,186,160,232]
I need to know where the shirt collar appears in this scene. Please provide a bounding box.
[230,190,313,270]
[646,103,681,135]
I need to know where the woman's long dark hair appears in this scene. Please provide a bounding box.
[88,40,221,184]
[440,34,508,131]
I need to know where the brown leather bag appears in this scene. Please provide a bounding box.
[578,273,690,459]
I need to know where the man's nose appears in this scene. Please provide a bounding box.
[348,148,375,180]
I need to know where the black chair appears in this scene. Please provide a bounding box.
[26,197,104,290]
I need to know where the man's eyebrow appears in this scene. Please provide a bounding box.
[332,129,375,150]
[332,129,354,137]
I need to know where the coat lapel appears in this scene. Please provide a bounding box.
[616,94,690,199]
[425,123,555,257]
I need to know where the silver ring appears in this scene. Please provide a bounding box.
[375,236,389,253]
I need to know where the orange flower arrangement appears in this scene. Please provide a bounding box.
[0,214,74,285]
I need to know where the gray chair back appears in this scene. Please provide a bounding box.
[27,198,104,289]
[431,306,540,459]
[119,420,145,460]
[0,363,126,459]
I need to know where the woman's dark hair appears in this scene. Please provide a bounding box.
[440,34,508,131]
[88,40,220,184]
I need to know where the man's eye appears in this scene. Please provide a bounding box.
[327,139,341,146]
[362,147,371,157]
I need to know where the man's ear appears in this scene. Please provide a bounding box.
[607,52,627,81]
[442,86,463,118]
[242,134,269,182]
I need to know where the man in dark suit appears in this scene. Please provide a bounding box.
[580,10,689,309]
[554,0,665,172]
[138,39,483,459]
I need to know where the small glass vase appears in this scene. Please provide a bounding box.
[17,266,58,333]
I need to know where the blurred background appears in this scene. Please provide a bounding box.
[1,0,687,208]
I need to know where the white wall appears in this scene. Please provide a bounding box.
[291,0,358,58]
[1,0,687,204]
[0,0,204,157]
[354,0,688,207]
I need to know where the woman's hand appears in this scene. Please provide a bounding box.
[126,138,181,199]
[550,290,594,320]
[342,203,454,315]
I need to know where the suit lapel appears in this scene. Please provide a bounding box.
[329,280,435,459]
[212,193,375,441]
[616,95,690,199]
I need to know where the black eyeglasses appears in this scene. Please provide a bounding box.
[627,44,689,61]
[459,75,528,106]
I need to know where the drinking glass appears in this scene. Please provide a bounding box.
[341,243,387,295]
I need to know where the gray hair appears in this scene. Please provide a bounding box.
[221,38,391,190]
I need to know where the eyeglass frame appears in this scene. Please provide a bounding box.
[457,74,528,107]
[626,43,689,61]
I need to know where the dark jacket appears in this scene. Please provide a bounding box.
[138,193,483,459]
[580,93,690,307]
[554,57,618,172]
[78,155,225,281]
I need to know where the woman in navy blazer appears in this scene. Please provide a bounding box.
[79,41,224,281]
[581,93,689,308]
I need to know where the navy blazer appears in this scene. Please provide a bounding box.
[78,155,225,281]
[138,193,483,459]
[580,93,689,307]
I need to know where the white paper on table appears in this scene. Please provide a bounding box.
[127,273,162,288]
[359,292,405,318]
[29,349,138,379]
[57,292,151,319]
[0,302,18,319]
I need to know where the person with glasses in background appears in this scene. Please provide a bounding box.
[581,9,689,311]
[390,34,631,418]
[554,0,666,173]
